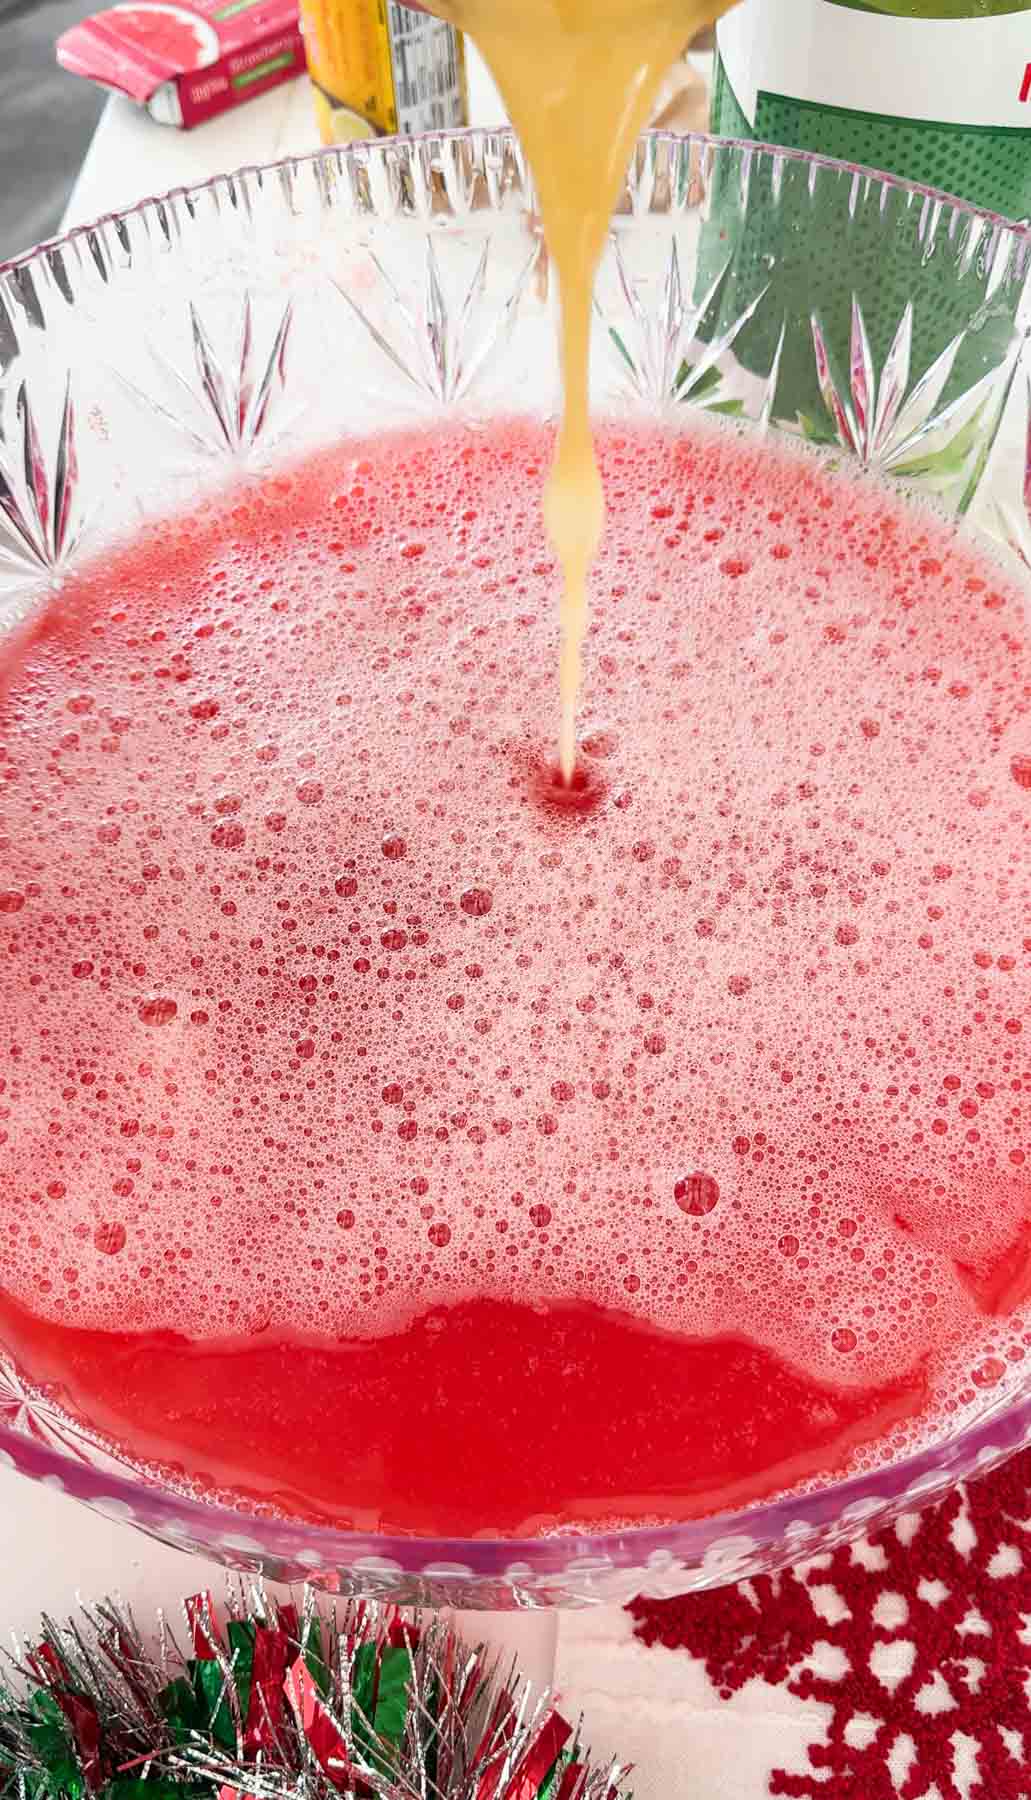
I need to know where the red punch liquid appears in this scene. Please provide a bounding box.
[0,422,1027,1537]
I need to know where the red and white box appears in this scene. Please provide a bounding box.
[57,0,305,129]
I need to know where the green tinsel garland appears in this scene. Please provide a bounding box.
[0,1587,629,1800]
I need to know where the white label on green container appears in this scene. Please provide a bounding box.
[718,0,1031,131]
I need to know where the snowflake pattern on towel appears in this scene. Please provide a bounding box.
[630,1449,1031,1799]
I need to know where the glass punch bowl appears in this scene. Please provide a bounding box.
[0,129,1029,1609]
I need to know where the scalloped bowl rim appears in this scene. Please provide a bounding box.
[4,123,1031,284]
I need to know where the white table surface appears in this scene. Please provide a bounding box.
[9,43,1016,1800]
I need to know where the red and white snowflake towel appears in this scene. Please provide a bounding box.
[557,1448,1031,1800]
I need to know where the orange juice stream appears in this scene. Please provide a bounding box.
[439,0,735,776]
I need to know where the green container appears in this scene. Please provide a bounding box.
[713,0,1031,223]
[702,0,1031,466]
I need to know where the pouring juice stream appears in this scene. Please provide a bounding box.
[426,0,735,776]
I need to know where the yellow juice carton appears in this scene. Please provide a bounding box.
[302,0,468,143]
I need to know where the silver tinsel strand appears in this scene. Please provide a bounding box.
[0,1585,631,1800]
